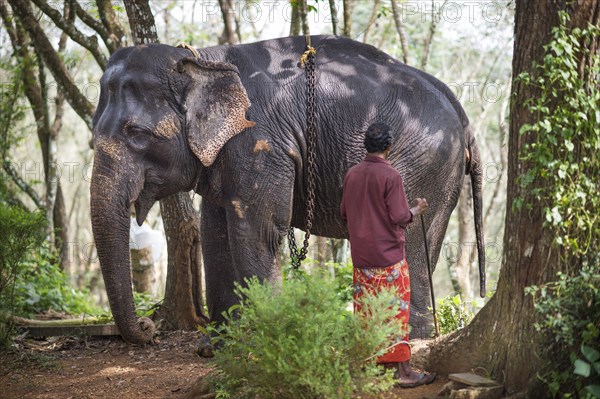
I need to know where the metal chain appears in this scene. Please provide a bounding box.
[289,47,317,270]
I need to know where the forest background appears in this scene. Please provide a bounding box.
[3,1,600,397]
[0,0,513,314]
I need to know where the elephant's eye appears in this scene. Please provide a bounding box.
[127,126,146,139]
[126,126,150,151]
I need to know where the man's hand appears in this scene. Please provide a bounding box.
[410,198,428,216]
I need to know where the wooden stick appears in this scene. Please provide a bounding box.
[421,214,439,337]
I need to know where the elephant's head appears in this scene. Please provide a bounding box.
[90,44,254,344]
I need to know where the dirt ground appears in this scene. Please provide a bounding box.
[0,331,446,399]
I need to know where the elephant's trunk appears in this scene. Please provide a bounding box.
[90,144,155,344]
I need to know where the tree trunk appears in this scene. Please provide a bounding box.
[316,236,328,269]
[289,1,300,36]
[362,0,380,44]
[122,0,207,329]
[420,0,447,70]
[156,195,207,329]
[429,1,600,396]
[328,0,338,36]
[454,179,474,297]
[123,0,158,45]
[390,0,409,64]
[218,0,238,45]
[342,0,352,37]
[299,0,310,37]
[131,246,154,294]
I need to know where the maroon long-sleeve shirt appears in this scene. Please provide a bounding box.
[340,155,413,268]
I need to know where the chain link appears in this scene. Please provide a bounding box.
[289,48,317,270]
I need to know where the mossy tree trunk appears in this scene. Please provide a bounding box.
[429,1,599,396]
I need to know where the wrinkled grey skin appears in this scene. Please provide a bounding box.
[91,35,485,344]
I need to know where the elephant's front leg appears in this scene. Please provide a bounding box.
[224,176,294,289]
[201,200,237,324]
[203,169,294,324]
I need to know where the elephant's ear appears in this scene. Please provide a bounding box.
[179,57,255,167]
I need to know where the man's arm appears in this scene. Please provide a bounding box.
[385,175,413,227]
[410,198,428,218]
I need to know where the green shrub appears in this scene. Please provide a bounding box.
[13,244,100,317]
[283,259,355,305]
[435,294,475,335]
[133,291,160,318]
[527,266,600,398]
[0,203,46,343]
[331,261,354,304]
[210,274,400,399]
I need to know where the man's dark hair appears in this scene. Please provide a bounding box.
[364,123,393,153]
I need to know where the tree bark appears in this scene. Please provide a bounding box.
[454,179,474,298]
[342,0,352,37]
[316,236,328,269]
[429,1,600,395]
[218,0,238,45]
[123,0,158,45]
[299,0,310,37]
[156,195,207,329]
[131,246,154,294]
[122,0,208,329]
[289,0,300,36]
[328,0,338,36]
[362,0,380,44]
[420,0,447,70]
[390,0,410,64]
[96,0,126,50]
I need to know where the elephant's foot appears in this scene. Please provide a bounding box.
[410,324,434,339]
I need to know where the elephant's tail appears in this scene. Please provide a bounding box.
[466,127,486,298]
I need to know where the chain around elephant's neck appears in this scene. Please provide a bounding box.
[288,41,318,270]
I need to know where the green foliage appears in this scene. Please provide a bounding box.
[515,12,600,264]
[0,57,29,206]
[435,294,475,335]
[527,266,600,398]
[283,259,355,304]
[210,274,399,398]
[0,57,27,158]
[0,203,46,343]
[330,261,354,304]
[133,291,160,318]
[0,203,100,346]
[12,244,100,318]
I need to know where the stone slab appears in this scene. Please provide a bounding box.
[449,373,499,387]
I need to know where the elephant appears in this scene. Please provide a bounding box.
[90,35,485,345]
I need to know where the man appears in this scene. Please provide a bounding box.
[340,122,436,388]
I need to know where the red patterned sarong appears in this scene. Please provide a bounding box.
[353,260,411,363]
